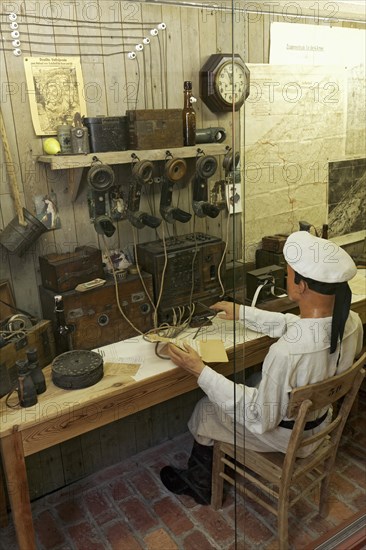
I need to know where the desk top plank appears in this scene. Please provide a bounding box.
[0,296,364,457]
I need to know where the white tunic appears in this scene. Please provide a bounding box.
[188,307,363,456]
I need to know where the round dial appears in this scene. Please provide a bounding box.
[199,53,250,113]
[215,61,247,106]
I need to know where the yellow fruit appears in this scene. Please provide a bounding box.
[43,138,61,155]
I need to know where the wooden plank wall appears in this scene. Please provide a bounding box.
[0,0,364,499]
[1,1,363,315]
[0,0,246,317]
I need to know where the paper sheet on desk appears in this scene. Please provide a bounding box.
[104,362,140,382]
[94,344,144,378]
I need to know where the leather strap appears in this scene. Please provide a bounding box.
[279,410,328,431]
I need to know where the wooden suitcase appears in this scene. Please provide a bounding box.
[39,246,104,292]
[126,109,184,149]
[39,272,154,351]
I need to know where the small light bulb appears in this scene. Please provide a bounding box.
[8,13,17,21]
[150,28,158,36]
[127,52,136,60]
[13,48,22,56]
[11,30,20,39]
[10,21,18,30]
[158,23,166,30]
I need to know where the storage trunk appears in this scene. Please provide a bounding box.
[0,320,56,397]
[39,246,104,292]
[39,272,154,351]
[126,109,184,149]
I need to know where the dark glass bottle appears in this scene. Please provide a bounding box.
[16,359,38,407]
[26,348,46,394]
[54,295,70,354]
[322,224,328,239]
[183,81,196,146]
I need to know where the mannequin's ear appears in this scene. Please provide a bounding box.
[298,279,308,294]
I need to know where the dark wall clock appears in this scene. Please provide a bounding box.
[199,53,250,113]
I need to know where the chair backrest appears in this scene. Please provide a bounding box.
[281,352,365,466]
[287,352,366,419]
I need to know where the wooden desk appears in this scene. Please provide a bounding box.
[0,319,271,550]
[1,294,365,550]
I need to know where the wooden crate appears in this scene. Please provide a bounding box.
[0,320,55,397]
[126,109,183,149]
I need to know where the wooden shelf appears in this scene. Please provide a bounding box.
[37,143,229,170]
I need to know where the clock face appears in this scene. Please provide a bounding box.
[199,53,250,113]
[215,61,246,105]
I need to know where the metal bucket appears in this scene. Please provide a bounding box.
[0,208,48,257]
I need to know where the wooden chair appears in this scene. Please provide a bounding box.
[211,352,366,550]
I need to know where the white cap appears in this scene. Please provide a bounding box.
[283,231,357,283]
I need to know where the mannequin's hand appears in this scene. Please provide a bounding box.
[210,301,240,320]
[167,343,205,378]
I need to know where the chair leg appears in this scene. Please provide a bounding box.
[277,500,289,550]
[211,442,225,510]
[319,476,331,518]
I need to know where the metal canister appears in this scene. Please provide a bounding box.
[71,126,90,154]
[57,124,73,154]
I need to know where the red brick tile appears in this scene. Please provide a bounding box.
[84,489,118,525]
[226,538,247,550]
[305,513,336,537]
[183,529,218,550]
[330,472,359,495]
[118,497,156,533]
[352,492,366,510]
[227,504,274,542]
[103,521,143,550]
[176,492,201,509]
[67,521,106,549]
[34,510,66,549]
[288,521,313,548]
[327,498,356,525]
[264,539,280,549]
[192,507,234,543]
[129,468,164,501]
[144,528,179,549]
[153,496,193,535]
[343,462,366,485]
[108,478,132,501]
[84,494,110,517]
[55,499,87,523]
[239,498,277,530]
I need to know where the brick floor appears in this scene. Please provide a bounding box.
[1,392,365,550]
